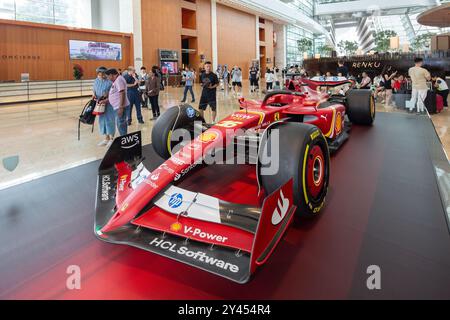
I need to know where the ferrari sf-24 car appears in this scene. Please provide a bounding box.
[95,78,375,283]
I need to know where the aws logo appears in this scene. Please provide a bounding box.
[121,133,140,149]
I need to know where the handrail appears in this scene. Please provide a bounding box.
[0,79,95,105]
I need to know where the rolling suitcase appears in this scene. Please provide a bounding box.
[436,94,444,113]
[424,91,437,114]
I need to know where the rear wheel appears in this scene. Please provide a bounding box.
[346,89,375,125]
[152,105,204,159]
[259,122,330,217]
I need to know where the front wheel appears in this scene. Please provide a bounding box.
[152,105,204,159]
[259,122,330,218]
[346,89,376,125]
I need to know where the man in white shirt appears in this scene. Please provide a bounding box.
[408,57,431,114]
[432,75,449,108]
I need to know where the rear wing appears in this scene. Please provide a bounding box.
[302,77,354,90]
[94,133,297,284]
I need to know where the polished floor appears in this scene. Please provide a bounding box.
[0,81,449,189]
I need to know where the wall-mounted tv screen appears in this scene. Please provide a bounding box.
[161,61,178,74]
[69,40,122,61]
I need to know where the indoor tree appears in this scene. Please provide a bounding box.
[297,38,313,57]
[373,30,397,52]
[337,40,359,56]
[410,33,435,52]
[317,44,334,57]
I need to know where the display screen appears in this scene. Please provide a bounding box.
[161,61,178,74]
[69,40,122,61]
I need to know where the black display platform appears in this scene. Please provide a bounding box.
[0,112,449,299]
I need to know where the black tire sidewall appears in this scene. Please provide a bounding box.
[259,122,330,217]
[346,89,375,125]
[152,105,202,159]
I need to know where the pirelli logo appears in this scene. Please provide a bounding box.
[310,130,320,141]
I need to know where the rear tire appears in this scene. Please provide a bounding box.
[152,105,204,159]
[346,89,375,125]
[259,122,330,218]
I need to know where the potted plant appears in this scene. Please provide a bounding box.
[73,64,84,80]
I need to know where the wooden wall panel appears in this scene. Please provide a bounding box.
[216,4,256,78]
[195,0,212,71]
[141,0,182,69]
[0,19,133,81]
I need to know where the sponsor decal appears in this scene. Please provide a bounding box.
[198,132,219,143]
[150,172,160,181]
[168,193,184,209]
[182,226,229,244]
[310,130,320,141]
[118,175,128,192]
[170,222,183,232]
[121,133,140,149]
[144,180,158,189]
[271,190,290,226]
[215,120,243,128]
[101,175,111,201]
[121,203,129,211]
[174,163,198,182]
[231,113,254,121]
[149,237,240,273]
[160,163,175,174]
[186,107,196,119]
[171,156,186,166]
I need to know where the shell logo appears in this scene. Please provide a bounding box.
[170,222,183,232]
[335,113,343,135]
[198,132,219,143]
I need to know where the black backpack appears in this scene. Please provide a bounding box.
[78,99,96,140]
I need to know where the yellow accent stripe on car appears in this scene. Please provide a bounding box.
[303,144,310,205]
[167,130,173,156]
[236,110,265,125]
[324,108,336,138]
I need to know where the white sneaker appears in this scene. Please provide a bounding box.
[97,140,108,147]
[106,140,113,148]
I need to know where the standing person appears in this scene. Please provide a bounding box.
[432,75,449,108]
[265,68,274,91]
[124,66,144,125]
[381,71,397,108]
[337,61,349,78]
[181,66,195,103]
[231,66,242,96]
[92,67,115,147]
[222,65,230,94]
[199,61,219,124]
[146,66,161,120]
[105,68,130,136]
[139,66,149,108]
[409,58,431,114]
[249,67,259,93]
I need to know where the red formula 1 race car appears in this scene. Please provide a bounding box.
[95,79,375,283]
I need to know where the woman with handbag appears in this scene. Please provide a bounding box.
[146,66,161,120]
[92,67,115,147]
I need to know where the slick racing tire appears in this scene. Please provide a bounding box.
[152,105,204,159]
[259,122,330,218]
[346,89,376,125]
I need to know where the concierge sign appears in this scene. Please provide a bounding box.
[69,40,122,61]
